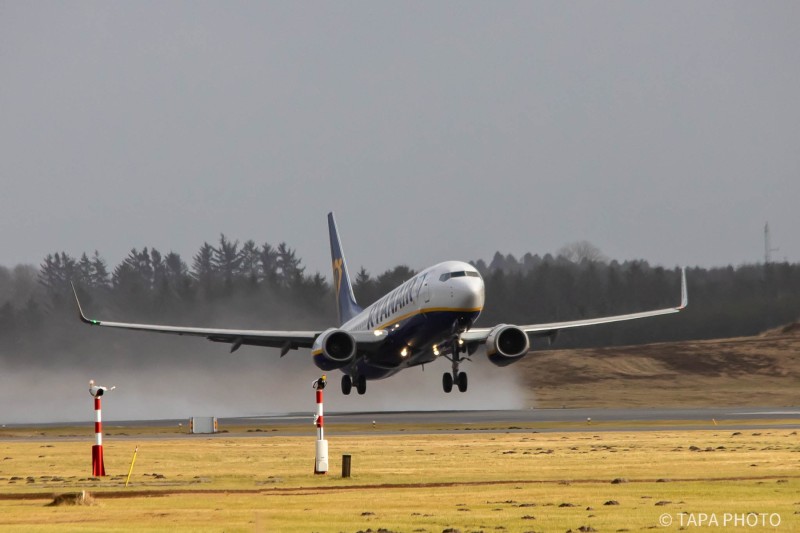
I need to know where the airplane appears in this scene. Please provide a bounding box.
[72,212,688,395]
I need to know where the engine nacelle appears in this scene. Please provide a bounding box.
[486,324,530,367]
[311,328,357,370]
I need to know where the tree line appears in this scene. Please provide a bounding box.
[1,235,799,365]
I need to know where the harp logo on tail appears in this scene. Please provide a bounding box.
[332,258,344,299]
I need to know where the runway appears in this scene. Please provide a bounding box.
[4,407,798,434]
[232,406,800,432]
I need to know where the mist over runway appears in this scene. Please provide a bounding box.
[0,350,528,425]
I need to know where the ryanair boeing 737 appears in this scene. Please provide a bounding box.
[73,213,687,395]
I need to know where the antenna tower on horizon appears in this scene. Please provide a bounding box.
[764,222,779,264]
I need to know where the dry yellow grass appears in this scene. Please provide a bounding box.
[520,331,800,408]
[1,427,799,532]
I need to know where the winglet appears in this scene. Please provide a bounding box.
[71,282,98,325]
[679,267,688,310]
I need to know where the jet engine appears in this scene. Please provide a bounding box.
[486,324,530,366]
[311,328,357,370]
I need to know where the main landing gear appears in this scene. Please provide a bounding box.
[341,374,367,395]
[442,339,468,393]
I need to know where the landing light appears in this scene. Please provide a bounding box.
[458,338,464,346]
[400,347,409,357]
[433,345,440,356]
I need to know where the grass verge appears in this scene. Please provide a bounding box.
[1,427,799,532]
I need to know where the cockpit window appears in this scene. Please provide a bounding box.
[440,270,480,282]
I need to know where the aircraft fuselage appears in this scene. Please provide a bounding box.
[318,260,484,379]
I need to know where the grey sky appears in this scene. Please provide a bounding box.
[2,2,798,280]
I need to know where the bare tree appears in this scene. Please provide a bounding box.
[557,240,607,264]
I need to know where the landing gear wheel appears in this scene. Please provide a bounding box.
[447,337,464,393]
[356,375,367,395]
[442,372,453,393]
[341,375,352,395]
[457,372,468,393]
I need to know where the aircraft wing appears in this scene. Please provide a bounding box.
[72,284,320,355]
[461,267,688,343]
[72,284,388,355]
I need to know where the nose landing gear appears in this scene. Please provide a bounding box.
[442,338,469,393]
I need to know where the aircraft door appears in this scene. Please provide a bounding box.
[417,273,431,304]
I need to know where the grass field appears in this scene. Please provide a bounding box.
[1,424,799,532]
[520,330,800,408]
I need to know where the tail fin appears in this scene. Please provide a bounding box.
[328,212,362,325]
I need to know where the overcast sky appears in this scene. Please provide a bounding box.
[2,2,798,280]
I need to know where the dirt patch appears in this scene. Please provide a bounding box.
[761,322,800,337]
[47,491,95,506]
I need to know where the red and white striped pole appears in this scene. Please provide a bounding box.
[92,396,105,476]
[312,375,328,474]
[89,380,114,477]
[316,387,324,440]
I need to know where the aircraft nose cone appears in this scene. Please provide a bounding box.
[454,278,485,309]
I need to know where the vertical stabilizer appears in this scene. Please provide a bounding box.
[328,212,363,325]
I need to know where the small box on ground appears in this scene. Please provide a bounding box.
[188,417,218,434]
